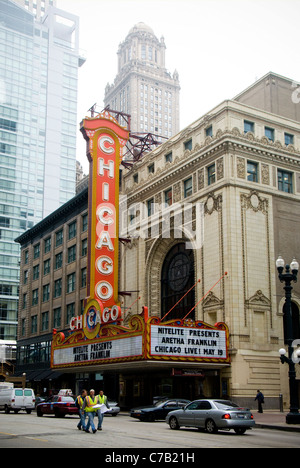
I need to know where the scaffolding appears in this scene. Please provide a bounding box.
[87,104,168,168]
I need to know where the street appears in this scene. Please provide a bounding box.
[0,412,299,449]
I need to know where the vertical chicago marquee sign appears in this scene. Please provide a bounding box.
[51,111,149,369]
[73,111,129,339]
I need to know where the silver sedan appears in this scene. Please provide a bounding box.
[105,400,120,416]
[166,399,255,435]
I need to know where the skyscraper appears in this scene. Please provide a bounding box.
[0,0,85,346]
[13,0,57,20]
[104,22,180,139]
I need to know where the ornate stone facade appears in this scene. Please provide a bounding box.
[120,75,300,408]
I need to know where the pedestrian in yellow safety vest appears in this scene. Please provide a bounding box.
[82,389,98,433]
[75,389,87,431]
[97,390,110,431]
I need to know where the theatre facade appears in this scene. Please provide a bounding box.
[16,74,300,409]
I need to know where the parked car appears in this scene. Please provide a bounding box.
[130,399,191,422]
[58,389,73,396]
[153,396,168,405]
[0,387,35,414]
[166,399,255,435]
[35,396,46,408]
[36,395,78,418]
[105,400,120,417]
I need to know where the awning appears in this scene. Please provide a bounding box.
[14,369,63,381]
[33,369,63,381]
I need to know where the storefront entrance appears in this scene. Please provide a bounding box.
[117,368,223,409]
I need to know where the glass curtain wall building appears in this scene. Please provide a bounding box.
[0,0,85,346]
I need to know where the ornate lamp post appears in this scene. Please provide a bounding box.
[276,256,300,425]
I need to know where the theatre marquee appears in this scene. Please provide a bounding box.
[51,312,230,370]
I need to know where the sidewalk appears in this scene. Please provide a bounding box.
[254,411,300,432]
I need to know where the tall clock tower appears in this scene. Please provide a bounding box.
[104,22,180,139]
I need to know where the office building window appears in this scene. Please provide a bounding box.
[81,238,88,257]
[44,237,51,253]
[207,164,216,186]
[67,273,76,293]
[31,316,38,334]
[148,163,155,174]
[184,178,193,198]
[165,152,173,163]
[22,293,27,310]
[55,252,63,270]
[53,308,61,328]
[205,126,213,137]
[68,221,77,240]
[68,245,76,263]
[33,243,40,259]
[32,289,39,306]
[81,268,87,288]
[265,127,275,142]
[184,139,192,151]
[244,120,255,133]
[82,213,88,232]
[21,319,26,336]
[278,170,293,194]
[44,259,50,276]
[56,229,63,247]
[42,311,49,332]
[247,161,259,183]
[67,303,75,324]
[285,133,294,146]
[54,279,62,298]
[141,45,146,60]
[42,284,50,303]
[129,208,136,225]
[33,264,39,281]
[147,199,154,217]
[24,270,28,285]
[164,188,173,207]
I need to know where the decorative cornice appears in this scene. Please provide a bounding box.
[123,126,300,201]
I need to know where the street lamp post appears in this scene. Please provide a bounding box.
[276,256,300,425]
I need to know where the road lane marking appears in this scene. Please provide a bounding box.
[0,432,48,443]
[25,436,49,443]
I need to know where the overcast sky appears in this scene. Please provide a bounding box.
[57,0,300,173]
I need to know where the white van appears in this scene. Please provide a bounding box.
[0,388,36,414]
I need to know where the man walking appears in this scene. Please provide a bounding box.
[82,389,99,433]
[255,390,265,413]
[75,389,87,431]
[97,390,110,431]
